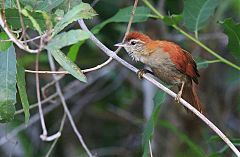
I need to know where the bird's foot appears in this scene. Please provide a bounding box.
[174,92,182,103]
[137,69,145,79]
[137,69,154,79]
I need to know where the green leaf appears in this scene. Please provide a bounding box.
[0,32,12,51]
[159,120,206,157]
[46,29,90,50]
[163,14,183,26]
[67,41,84,62]
[5,9,47,30]
[53,2,97,35]
[142,91,165,157]
[183,0,220,32]
[20,0,64,12]
[48,49,87,82]
[16,63,30,123]
[0,45,16,122]
[221,19,240,60]
[92,6,151,34]
[21,9,42,34]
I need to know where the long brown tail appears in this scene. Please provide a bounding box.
[180,83,204,114]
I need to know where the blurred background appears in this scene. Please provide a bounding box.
[0,0,240,157]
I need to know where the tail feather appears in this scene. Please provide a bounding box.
[180,83,204,114]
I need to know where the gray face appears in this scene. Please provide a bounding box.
[123,39,145,60]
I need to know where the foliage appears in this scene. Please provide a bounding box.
[0,0,239,156]
[0,45,16,122]
[16,63,30,123]
[221,18,240,60]
[183,0,220,33]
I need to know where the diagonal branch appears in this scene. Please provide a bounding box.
[78,19,240,157]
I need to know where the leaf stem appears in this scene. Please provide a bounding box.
[142,0,240,71]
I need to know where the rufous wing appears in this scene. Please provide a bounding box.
[158,41,200,84]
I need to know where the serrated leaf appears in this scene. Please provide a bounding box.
[92,6,151,34]
[163,14,183,26]
[46,29,90,50]
[183,0,220,32]
[0,45,16,122]
[16,63,30,123]
[48,49,87,82]
[221,19,240,60]
[0,32,12,51]
[142,91,165,157]
[53,3,97,35]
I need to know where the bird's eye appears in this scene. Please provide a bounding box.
[130,41,136,45]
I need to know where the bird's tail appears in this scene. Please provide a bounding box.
[180,83,204,114]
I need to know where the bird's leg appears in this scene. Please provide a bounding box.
[175,81,185,103]
[137,69,154,79]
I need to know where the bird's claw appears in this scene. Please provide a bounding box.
[137,69,145,79]
[175,93,181,103]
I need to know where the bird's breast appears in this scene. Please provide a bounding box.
[139,49,186,85]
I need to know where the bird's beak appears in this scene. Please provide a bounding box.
[114,43,125,47]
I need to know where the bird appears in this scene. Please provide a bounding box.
[115,32,204,113]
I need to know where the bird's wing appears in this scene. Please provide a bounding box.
[159,41,200,84]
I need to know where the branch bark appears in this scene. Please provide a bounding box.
[78,19,240,157]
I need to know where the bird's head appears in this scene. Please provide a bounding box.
[115,32,152,61]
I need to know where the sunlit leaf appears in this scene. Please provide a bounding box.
[46,29,90,50]
[16,63,30,123]
[183,0,220,32]
[0,45,16,122]
[92,6,151,34]
[0,32,12,51]
[53,2,97,35]
[221,18,240,60]
[142,91,166,157]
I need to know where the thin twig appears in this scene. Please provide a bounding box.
[96,0,139,74]
[123,0,139,41]
[45,113,66,157]
[0,13,40,53]
[25,69,68,74]
[35,54,48,137]
[15,93,58,115]
[149,140,153,157]
[36,54,61,141]
[0,100,61,146]
[15,0,26,41]
[47,52,94,157]
[21,35,44,43]
[0,39,12,42]
[3,65,113,146]
[25,57,113,75]
[78,19,240,157]
[142,0,240,71]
